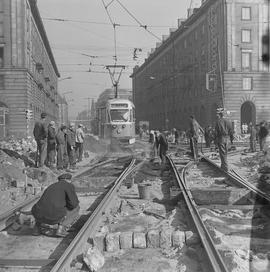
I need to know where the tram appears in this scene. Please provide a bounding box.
[97,98,136,144]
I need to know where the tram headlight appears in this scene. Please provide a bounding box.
[122,125,126,128]
[112,125,117,129]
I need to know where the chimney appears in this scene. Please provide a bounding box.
[187,8,194,18]
[169,28,177,34]
[156,42,162,48]
[162,35,169,41]
[177,18,186,27]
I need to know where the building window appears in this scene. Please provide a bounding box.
[242,77,252,90]
[242,7,251,20]
[241,51,251,71]
[242,29,251,43]
[0,47,3,67]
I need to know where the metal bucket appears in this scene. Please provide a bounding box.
[138,183,152,200]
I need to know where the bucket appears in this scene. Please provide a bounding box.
[138,183,152,200]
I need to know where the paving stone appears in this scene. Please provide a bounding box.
[119,232,133,249]
[146,229,160,248]
[160,229,172,248]
[185,231,200,246]
[172,230,185,248]
[93,234,105,252]
[105,232,120,252]
[133,232,146,248]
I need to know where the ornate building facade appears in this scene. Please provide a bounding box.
[131,0,270,133]
[0,0,60,138]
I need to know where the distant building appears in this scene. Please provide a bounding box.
[0,0,60,138]
[131,0,270,132]
[57,95,68,126]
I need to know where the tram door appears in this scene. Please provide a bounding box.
[0,106,8,139]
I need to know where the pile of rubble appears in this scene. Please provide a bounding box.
[0,136,37,154]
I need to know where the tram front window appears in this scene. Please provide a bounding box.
[110,109,129,122]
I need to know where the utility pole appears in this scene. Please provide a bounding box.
[84,97,95,131]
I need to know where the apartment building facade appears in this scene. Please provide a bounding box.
[131,0,270,133]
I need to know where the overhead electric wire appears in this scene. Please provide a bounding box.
[115,0,162,42]
[42,17,174,28]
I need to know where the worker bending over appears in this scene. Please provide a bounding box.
[31,173,79,237]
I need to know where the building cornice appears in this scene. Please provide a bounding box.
[29,0,60,77]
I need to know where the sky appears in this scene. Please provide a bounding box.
[37,0,193,119]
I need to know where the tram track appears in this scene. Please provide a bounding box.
[0,155,139,271]
[168,145,270,271]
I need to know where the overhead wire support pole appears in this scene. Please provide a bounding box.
[106,65,126,98]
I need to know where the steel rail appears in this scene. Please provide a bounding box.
[50,158,136,272]
[201,156,270,203]
[0,156,114,231]
[167,155,229,272]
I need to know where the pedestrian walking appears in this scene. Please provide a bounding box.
[249,123,257,152]
[258,121,268,151]
[75,124,85,162]
[66,123,77,170]
[157,129,168,168]
[33,112,48,167]
[215,108,234,171]
[189,116,201,161]
[174,128,179,145]
[56,125,68,170]
[32,173,80,237]
[47,121,56,168]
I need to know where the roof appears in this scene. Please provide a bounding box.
[29,0,60,77]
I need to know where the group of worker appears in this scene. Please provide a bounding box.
[33,112,85,171]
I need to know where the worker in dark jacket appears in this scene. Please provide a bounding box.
[66,123,76,170]
[249,123,257,152]
[47,121,56,168]
[33,112,48,167]
[32,173,80,237]
[189,116,201,161]
[215,108,233,171]
[56,125,68,170]
[258,121,268,151]
[157,130,168,164]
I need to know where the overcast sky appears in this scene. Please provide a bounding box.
[37,0,194,118]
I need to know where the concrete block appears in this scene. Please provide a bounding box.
[93,235,105,252]
[172,230,185,248]
[133,232,146,248]
[160,229,172,248]
[185,231,200,246]
[146,229,160,248]
[105,232,120,252]
[119,232,133,249]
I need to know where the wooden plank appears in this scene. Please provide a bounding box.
[0,259,57,267]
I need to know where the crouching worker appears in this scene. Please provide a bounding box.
[31,173,79,237]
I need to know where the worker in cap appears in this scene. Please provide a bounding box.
[75,123,85,162]
[31,172,79,237]
[188,115,201,161]
[66,122,77,171]
[33,112,48,167]
[215,107,234,171]
[47,121,56,168]
[56,125,68,170]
